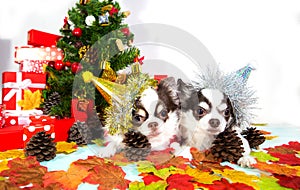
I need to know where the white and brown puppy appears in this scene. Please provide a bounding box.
[175,79,256,167]
[98,77,181,158]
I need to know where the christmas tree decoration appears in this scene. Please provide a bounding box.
[101,62,117,81]
[67,121,91,145]
[78,45,90,59]
[85,15,96,26]
[72,27,82,37]
[122,11,131,18]
[99,12,110,26]
[74,41,84,49]
[122,130,152,161]
[63,17,71,31]
[115,39,125,52]
[193,64,257,129]
[48,61,55,68]
[43,92,61,115]
[80,0,90,5]
[210,128,245,163]
[121,27,130,37]
[109,6,119,16]
[241,127,265,149]
[54,60,64,71]
[71,62,83,74]
[105,73,157,135]
[24,131,57,162]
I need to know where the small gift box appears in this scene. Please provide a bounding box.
[71,98,94,122]
[3,110,43,127]
[23,115,55,146]
[15,46,63,63]
[2,72,46,110]
[0,125,24,151]
[0,104,5,128]
[27,29,61,47]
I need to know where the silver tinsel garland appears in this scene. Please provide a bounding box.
[192,64,258,129]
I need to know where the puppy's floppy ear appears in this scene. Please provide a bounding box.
[177,79,198,111]
[157,77,180,111]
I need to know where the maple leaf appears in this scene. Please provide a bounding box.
[185,166,221,184]
[109,152,131,166]
[282,141,300,151]
[0,160,8,172]
[83,163,130,190]
[265,146,296,154]
[257,175,292,190]
[143,174,163,185]
[269,152,300,165]
[250,151,279,162]
[56,141,78,154]
[213,169,259,189]
[0,149,25,160]
[274,174,300,189]
[198,178,255,190]
[253,161,297,177]
[0,179,19,190]
[72,156,106,171]
[43,163,89,190]
[18,89,42,110]
[166,174,195,190]
[129,180,168,190]
[137,161,177,180]
[156,156,189,170]
[0,157,48,187]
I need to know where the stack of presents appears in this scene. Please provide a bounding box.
[0,29,76,151]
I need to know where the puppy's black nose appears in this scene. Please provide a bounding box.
[209,119,220,128]
[148,122,158,130]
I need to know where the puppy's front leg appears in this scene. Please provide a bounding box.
[98,134,124,158]
[236,132,256,167]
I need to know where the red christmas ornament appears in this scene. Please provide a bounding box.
[54,60,65,71]
[48,61,55,68]
[109,6,119,16]
[121,28,130,37]
[65,61,72,67]
[71,62,83,74]
[72,28,82,37]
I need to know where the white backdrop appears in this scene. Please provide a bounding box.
[1,0,300,126]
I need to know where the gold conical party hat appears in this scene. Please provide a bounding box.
[82,71,125,104]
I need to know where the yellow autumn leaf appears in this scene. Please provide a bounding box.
[213,169,260,190]
[185,166,221,184]
[18,90,42,110]
[0,160,9,172]
[0,149,25,160]
[56,141,78,154]
[265,135,278,140]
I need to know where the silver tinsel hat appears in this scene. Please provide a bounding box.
[193,64,258,129]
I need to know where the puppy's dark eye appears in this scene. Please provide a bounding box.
[195,107,206,117]
[132,109,147,125]
[158,109,168,120]
[224,108,230,117]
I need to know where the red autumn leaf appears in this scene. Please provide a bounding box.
[274,174,300,189]
[0,156,48,187]
[156,156,189,170]
[198,178,255,190]
[166,174,195,190]
[83,163,130,190]
[265,146,296,154]
[282,141,300,151]
[43,163,89,190]
[269,152,300,166]
[253,161,297,176]
[143,175,163,185]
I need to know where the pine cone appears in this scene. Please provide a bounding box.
[210,128,244,163]
[74,41,84,48]
[43,92,60,115]
[122,130,151,161]
[24,131,56,162]
[67,121,92,145]
[241,127,265,149]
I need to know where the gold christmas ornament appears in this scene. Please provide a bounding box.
[101,62,117,81]
[122,11,131,18]
[115,39,125,52]
[79,0,90,5]
[101,5,113,12]
[79,45,90,59]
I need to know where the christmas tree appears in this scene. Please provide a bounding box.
[43,0,140,117]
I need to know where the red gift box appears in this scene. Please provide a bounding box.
[23,116,55,146]
[15,46,63,63]
[3,110,43,127]
[2,72,46,111]
[0,125,24,151]
[28,29,61,47]
[71,99,94,122]
[0,104,5,128]
[54,117,75,142]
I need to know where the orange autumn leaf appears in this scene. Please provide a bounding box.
[0,156,48,187]
[254,161,298,177]
[146,148,174,165]
[83,163,130,190]
[109,152,131,165]
[72,156,106,171]
[156,156,189,170]
[0,180,19,190]
[18,90,42,110]
[185,166,221,184]
[43,163,89,190]
[259,130,272,135]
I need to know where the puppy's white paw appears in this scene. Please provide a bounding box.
[237,155,257,168]
[97,146,116,158]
